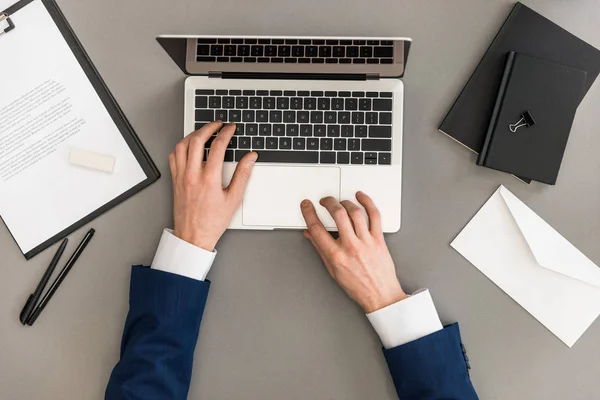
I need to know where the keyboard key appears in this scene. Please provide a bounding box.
[243,110,255,122]
[300,125,313,137]
[352,91,365,97]
[229,110,242,122]
[211,45,224,56]
[270,90,283,96]
[360,47,373,57]
[216,90,228,95]
[198,45,211,55]
[195,123,206,131]
[324,112,336,124]
[245,39,258,44]
[367,40,380,45]
[367,59,379,64]
[271,58,284,63]
[284,111,296,123]
[346,46,359,57]
[332,98,344,110]
[293,138,306,150]
[359,99,371,110]
[318,98,331,110]
[292,46,304,57]
[365,157,377,164]
[320,152,336,164]
[333,46,345,57]
[286,124,299,136]
[266,137,278,149]
[304,98,317,110]
[326,40,339,45]
[380,112,393,125]
[231,39,244,44]
[320,138,333,150]
[327,125,340,137]
[223,97,235,108]
[265,45,277,56]
[256,110,269,122]
[311,91,324,97]
[355,126,368,137]
[217,39,231,44]
[297,111,309,123]
[297,90,310,96]
[198,38,218,44]
[277,97,290,109]
[230,57,243,62]
[352,58,366,64]
[341,125,354,137]
[238,45,250,56]
[234,123,245,135]
[352,112,365,124]
[259,124,272,136]
[362,139,392,151]
[224,45,236,56]
[195,109,214,122]
[239,136,251,149]
[326,59,338,64]
[291,97,303,109]
[340,58,352,64]
[235,150,250,162]
[381,40,393,45]
[258,39,271,44]
[236,97,249,109]
[365,152,377,160]
[252,137,265,149]
[298,58,311,63]
[196,89,215,95]
[307,138,319,150]
[379,153,392,165]
[311,111,324,123]
[349,139,360,151]
[314,125,326,137]
[278,46,291,56]
[264,97,276,109]
[225,150,234,162]
[374,46,394,58]
[381,59,393,64]
[228,137,238,149]
[373,99,393,111]
[340,40,353,45]
[334,138,347,150]
[366,112,378,124]
[338,112,350,124]
[313,40,325,45]
[306,46,318,57]
[381,92,393,98]
[339,91,351,97]
[337,152,350,164]
[273,124,286,136]
[246,124,258,136]
[269,110,282,123]
[311,58,325,64]
[351,152,364,164]
[250,97,262,109]
[258,57,270,63]
[251,46,264,56]
[325,91,337,97]
[257,90,269,96]
[215,110,228,121]
[345,98,357,110]
[279,138,292,149]
[209,96,221,108]
[255,150,318,164]
[284,90,296,96]
[243,57,257,63]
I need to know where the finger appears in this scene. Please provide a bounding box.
[187,121,223,172]
[340,200,369,239]
[356,191,383,237]
[303,230,334,276]
[205,123,236,176]
[169,151,177,182]
[319,197,356,241]
[174,121,222,175]
[226,151,258,201]
[300,200,337,253]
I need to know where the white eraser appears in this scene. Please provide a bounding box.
[69,149,116,173]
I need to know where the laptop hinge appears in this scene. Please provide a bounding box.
[210,71,378,81]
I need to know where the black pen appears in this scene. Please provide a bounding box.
[26,229,96,326]
[19,238,69,324]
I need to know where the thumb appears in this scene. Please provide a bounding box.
[226,152,258,201]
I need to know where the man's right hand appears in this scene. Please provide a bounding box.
[300,193,408,313]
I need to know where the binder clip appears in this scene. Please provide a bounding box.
[509,111,536,133]
[0,13,15,36]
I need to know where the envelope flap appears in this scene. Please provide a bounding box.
[499,186,600,288]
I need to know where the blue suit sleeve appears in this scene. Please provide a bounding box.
[105,266,210,400]
[384,323,479,400]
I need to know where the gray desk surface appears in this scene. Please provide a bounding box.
[1,0,600,399]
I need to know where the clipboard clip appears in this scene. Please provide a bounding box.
[0,12,15,37]
[509,111,536,133]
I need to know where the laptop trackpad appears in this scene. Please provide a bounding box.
[243,166,340,229]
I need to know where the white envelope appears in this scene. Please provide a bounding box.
[451,185,600,347]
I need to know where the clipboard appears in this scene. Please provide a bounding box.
[0,0,160,260]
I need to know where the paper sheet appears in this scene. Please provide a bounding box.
[0,0,146,254]
[0,0,14,11]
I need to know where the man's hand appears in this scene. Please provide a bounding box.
[169,121,257,251]
[300,193,408,313]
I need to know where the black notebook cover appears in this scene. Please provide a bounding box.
[1,0,160,259]
[439,2,600,154]
[476,52,586,185]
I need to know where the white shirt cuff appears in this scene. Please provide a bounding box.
[366,289,443,349]
[151,229,216,281]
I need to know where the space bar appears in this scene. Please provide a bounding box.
[255,151,319,163]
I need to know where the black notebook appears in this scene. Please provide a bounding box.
[439,2,600,154]
[1,0,160,259]
[476,52,587,185]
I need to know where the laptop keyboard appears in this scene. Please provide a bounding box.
[195,89,393,165]
[196,39,395,65]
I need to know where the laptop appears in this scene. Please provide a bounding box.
[157,36,411,233]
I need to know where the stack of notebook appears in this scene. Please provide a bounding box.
[439,2,600,185]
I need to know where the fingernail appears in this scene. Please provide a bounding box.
[301,200,310,208]
[356,191,364,196]
[249,152,258,163]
